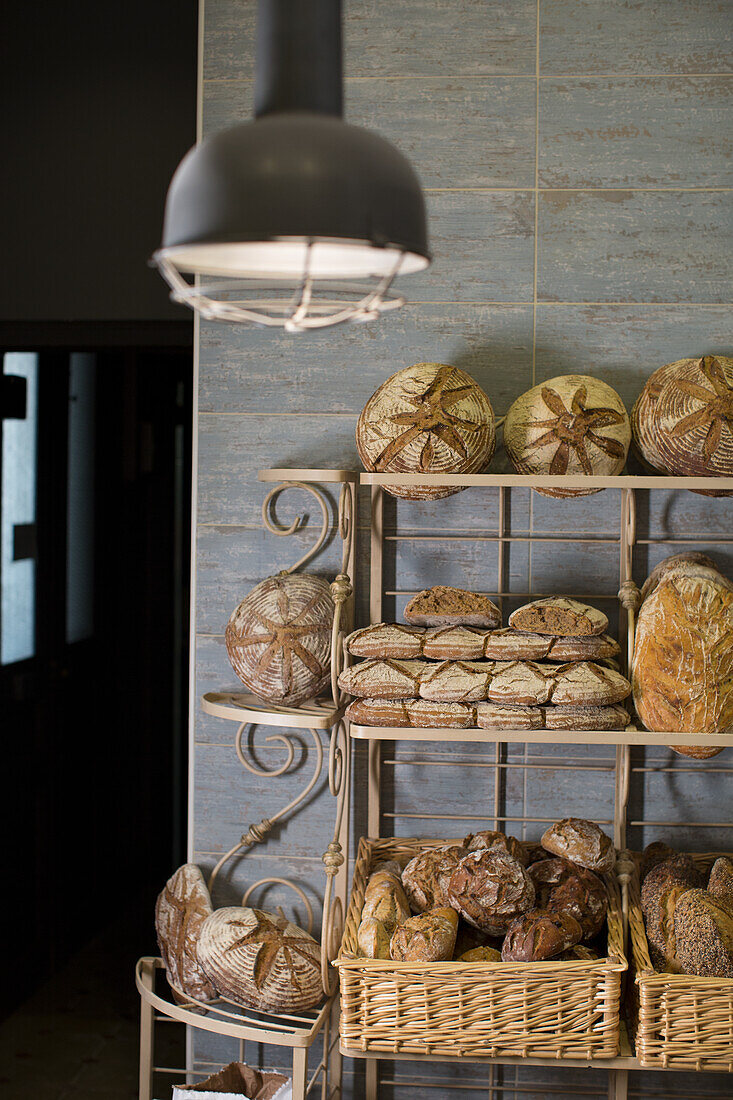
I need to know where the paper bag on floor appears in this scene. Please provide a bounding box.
[172,1062,292,1100]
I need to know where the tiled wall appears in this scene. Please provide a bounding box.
[193,2,733,1095]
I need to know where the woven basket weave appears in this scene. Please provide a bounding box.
[628,852,733,1072]
[335,837,626,1059]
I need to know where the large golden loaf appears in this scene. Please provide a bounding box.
[632,558,733,758]
[356,363,495,500]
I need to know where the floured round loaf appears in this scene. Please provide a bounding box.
[448,849,535,935]
[504,374,630,498]
[509,598,608,637]
[632,356,733,496]
[464,829,527,864]
[420,660,493,702]
[541,818,615,874]
[632,557,733,758]
[390,907,459,961]
[338,658,424,699]
[226,573,333,707]
[356,363,495,500]
[422,625,487,660]
[402,845,467,912]
[346,623,425,659]
[197,907,322,1013]
[155,864,217,1004]
[404,585,501,627]
[345,698,475,728]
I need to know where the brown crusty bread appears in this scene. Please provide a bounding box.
[345,698,476,728]
[402,845,467,913]
[641,856,704,971]
[155,864,217,1004]
[639,552,719,603]
[528,858,608,940]
[357,916,392,959]
[541,818,615,874]
[708,857,733,901]
[390,907,459,962]
[508,598,608,637]
[448,849,535,935]
[501,908,583,961]
[463,829,527,865]
[640,841,678,883]
[457,946,502,962]
[405,586,502,628]
[673,889,733,978]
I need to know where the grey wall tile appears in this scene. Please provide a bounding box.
[540,76,733,188]
[540,0,733,75]
[537,191,733,302]
[203,0,538,82]
[199,304,535,416]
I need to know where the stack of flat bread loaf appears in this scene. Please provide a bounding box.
[640,844,733,978]
[354,817,615,964]
[340,586,632,731]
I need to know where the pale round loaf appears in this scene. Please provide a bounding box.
[356,363,495,500]
[632,356,733,496]
[541,818,615,874]
[226,573,333,707]
[632,560,733,758]
[155,864,217,1004]
[504,374,630,498]
[197,907,323,1013]
[345,623,426,659]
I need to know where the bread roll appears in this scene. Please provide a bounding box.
[448,850,535,935]
[390,907,459,962]
[402,845,467,913]
[502,908,583,961]
[356,363,495,500]
[361,870,411,927]
[509,598,608,637]
[708,857,733,901]
[541,818,615,873]
[547,866,608,940]
[632,556,733,758]
[405,585,501,627]
[674,889,733,977]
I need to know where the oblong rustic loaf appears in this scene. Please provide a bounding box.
[632,556,733,758]
[225,573,333,707]
[155,864,217,1004]
[641,856,704,971]
[508,598,608,637]
[356,363,495,500]
[197,907,322,1013]
[504,374,630,498]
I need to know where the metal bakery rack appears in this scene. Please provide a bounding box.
[137,465,733,1100]
[137,470,358,1100]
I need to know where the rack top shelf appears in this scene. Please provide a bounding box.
[202,692,344,730]
[360,471,733,491]
[258,468,359,483]
[348,723,733,748]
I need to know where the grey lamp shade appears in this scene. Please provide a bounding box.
[158,112,430,279]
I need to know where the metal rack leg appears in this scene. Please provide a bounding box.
[328,996,343,1099]
[608,1068,628,1100]
[138,959,155,1100]
[365,1059,379,1100]
[292,1047,308,1100]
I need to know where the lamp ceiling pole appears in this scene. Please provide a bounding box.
[255,0,343,119]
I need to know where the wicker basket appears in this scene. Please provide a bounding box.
[334,837,627,1058]
[628,852,733,1072]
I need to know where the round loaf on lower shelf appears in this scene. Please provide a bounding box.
[401,845,467,912]
[448,849,535,935]
[541,818,615,874]
[502,908,583,961]
[389,907,459,962]
[345,698,476,728]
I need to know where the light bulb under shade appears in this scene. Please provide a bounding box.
[157,238,429,280]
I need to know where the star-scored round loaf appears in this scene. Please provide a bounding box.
[197,907,323,1013]
[504,374,630,498]
[631,356,733,496]
[225,573,334,707]
[155,864,217,1005]
[356,362,495,500]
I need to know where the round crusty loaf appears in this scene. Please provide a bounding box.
[390,907,459,962]
[504,374,630,498]
[673,889,733,977]
[402,845,467,913]
[541,818,615,874]
[632,356,733,496]
[226,573,333,707]
[463,829,527,865]
[356,363,495,500]
[155,864,217,1004]
[509,598,608,637]
[346,623,426,659]
[448,849,535,935]
[632,558,733,759]
[338,659,425,699]
[457,946,502,962]
[197,907,322,1013]
[501,908,583,961]
[528,858,608,939]
[423,626,488,660]
[708,857,733,901]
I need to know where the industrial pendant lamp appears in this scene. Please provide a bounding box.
[154,0,431,331]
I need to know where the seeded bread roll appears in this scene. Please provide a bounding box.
[641,856,704,971]
[448,850,535,935]
[457,946,502,962]
[402,845,467,913]
[345,698,476,728]
[422,625,487,660]
[641,842,678,883]
[673,889,733,977]
[541,818,615,874]
[357,916,392,959]
[502,908,583,961]
[390,907,459,962]
[707,857,733,901]
[405,586,501,628]
[346,623,426,659]
[509,598,608,637]
[464,829,527,865]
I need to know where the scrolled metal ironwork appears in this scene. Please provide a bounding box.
[261,480,331,575]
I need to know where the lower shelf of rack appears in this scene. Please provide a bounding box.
[202,692,344,730]
[348,723,733,748]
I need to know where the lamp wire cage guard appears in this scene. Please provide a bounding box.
[155,248,407,332]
